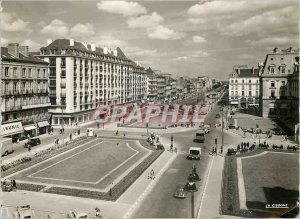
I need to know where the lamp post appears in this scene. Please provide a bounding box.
[56,97,64,144]
[221,107,224,154]
[184,181,198,218]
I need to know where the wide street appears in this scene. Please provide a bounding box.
[132,97,243,218]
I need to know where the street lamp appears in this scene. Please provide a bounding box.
[184,181,198,218]
[56,97,64,144]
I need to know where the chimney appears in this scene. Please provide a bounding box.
[47,39,53,46]
[70,38,74,46]
[19,46,29,56]
[91,43,96,52]
[113,49,118,56]
[103,47,108,54]
[7,43,19,58]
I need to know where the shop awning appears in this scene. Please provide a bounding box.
[37,121,50,128]
[1,121,24,136]
[23,125,37,131]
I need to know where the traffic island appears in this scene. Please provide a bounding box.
[221,150,299,218]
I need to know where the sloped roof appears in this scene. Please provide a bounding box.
[146,67,154,74]
[234,68,259,77]
[1,47,48,64]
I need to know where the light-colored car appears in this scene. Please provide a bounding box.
[68,211,88,218]
[14,205,34,218]
[174,184,187,199]
[204,125,210,133]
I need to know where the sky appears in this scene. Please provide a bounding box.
[1,0,299,80]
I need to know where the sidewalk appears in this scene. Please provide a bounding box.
[198,155,224,218]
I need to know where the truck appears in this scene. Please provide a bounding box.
[195,129,205,143]
[1,142,14,157]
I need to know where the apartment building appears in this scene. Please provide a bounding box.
[1,43,50,140]
[229,67,259,108]
[145,67,158,102]
[36,38,148,125]
[259,48,299,118]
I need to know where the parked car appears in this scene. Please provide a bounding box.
[174,184,187,199]
[2,144,14,157]
[215,114,220,118]
[287,145,299,151]
[68,211,88,218]
[14,205,34,218]
[227,148,236,156]
[272,144,283,150]
[187,147,201,160]
[24,137,41,148]
[258,144,269,149]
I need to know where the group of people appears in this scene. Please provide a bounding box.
[211,147,217,155]
[2,179,17,192]
[47,127,54,135]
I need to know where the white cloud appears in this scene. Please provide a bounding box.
[97,1,147,17]
[1,37,8,45]
[125,46,159,57]
[147,25,185,40]
[174,51,209,61]
[1,12,29,32]
[92,35,128,48]
[127,12,164,28]
[247,36,298,47]
[238,54,258,60]
[41,19,69,37]
[71,23,95,38]
[221,6,298,36]
[22,40,42,50]
[193,35,206,43]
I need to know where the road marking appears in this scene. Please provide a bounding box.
[2,138,99,180]
[197,156,214,218]
[122,152,177,218]
[237,158,247,209]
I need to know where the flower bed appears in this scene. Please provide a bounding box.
[2,136,89,177]
[45,149,164,201]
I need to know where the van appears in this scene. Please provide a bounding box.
[187,147,201,160]
[1,143,14,157]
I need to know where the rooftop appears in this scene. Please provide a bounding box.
[1,47,48,64]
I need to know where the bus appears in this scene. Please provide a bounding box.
[196,129,205,143]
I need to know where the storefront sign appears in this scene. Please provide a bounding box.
[37,121,50,128]
[1,121,23,136]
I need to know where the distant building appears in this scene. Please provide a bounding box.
[259,48,299,118]
[145,67,157,102]
[1,43,50,140]
[229,67,259,108]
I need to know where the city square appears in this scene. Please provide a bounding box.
[1,0,299,218]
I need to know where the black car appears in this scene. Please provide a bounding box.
[24,137,41,148]
[287,145,299,151]
[272,144,283,150]
[215,114,220,118]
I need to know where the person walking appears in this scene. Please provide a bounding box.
[54,138,57,145]
[51,127,54,133]
[69,133,72,141]
[28,145,31,152]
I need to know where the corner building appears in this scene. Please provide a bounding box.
[36,39,148,125]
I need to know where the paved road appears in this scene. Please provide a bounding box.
[131,94,244,218]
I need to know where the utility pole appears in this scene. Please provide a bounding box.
[221,107,224,154]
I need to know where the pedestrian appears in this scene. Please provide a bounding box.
[247,142,249,147]
[54,138,57,145]
[17,138,20,144]
[28,145,31,152]
[78,129,80,135]
[12,179,16,190]
[117,142,119,146]
[51,127,54,133]
[60,129,62,134]
[124,132,126,137]
[69,133,72,140]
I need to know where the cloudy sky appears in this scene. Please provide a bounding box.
[1,0,299,80]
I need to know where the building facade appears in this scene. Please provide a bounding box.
[36,39,148,125]
[145,67,158,102]
[259,48,299,118]
[1,43,50,140]
[229,67,260,108]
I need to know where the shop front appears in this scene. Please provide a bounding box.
[23,124,37,138]
[37,120,50,134]
[1,121,24,143]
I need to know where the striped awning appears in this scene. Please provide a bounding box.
[37,120,50,128]
[23,125,37,131]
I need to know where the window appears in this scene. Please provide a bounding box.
[13,82,17,91]
[242,80,244,83]
[249,91,252,96]
[61,69,66,77]
[50,49,56,55]
[282,81,286,86]
[271,90,275,98]
[231,91,234,96]
[13,68,17,77]
[50,58,56,66]
[235,80,238,83]
[271,81,275,88]
[242,85,244,90]
[256,91,259,96]
[22,68,26,77]
[43,69,46,77]
[249,80,251,83]
[249,85,252,90]
[28,68,32,77]
[37,69,40,78]
[281,67,285,74]
[270,67,275,74]
[5,67,9,76]
[242,91,244,96]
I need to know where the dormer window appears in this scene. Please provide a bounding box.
[40,50,45,55]
[61,49,66,55]
[50,49,56,55]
